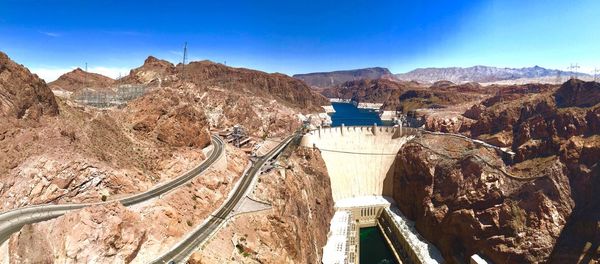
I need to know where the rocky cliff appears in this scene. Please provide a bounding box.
[0,51,58,119]
[400,79,600,263]
[393,134,574,263]
[48,68,115,92]
[194,147,335,263]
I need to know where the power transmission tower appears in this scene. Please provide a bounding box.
[594,68,599,81]
[84,62,88,88]
[555,70,562,84]
[568,63,580,79]
[181,42,188,81]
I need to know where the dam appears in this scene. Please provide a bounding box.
[301,125,418,201]
[301,125,444,264]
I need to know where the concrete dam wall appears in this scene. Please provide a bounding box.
[301,126,418,201]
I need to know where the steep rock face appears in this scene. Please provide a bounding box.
[294,67,394,88]
[9,203,146,263]
[393,134,574,263]
[0,51,58,119]
[127,89,211,148]
[418,80,600,263]
[195,147,335,263]
[48,68,115,92]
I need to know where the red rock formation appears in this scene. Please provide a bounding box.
[194,147,335,263]
[410,80,600,263]
[48,68,115,92]
[119,56,177,86]
[393,134,574,263]
[9,203,146,263]
[127,89,211,148]
[0,51,58,119]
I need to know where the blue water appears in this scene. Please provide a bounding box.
[330,102,389,127]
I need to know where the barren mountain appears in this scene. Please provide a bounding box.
[405,79,600,263]
[48,68,115,92]
[0,52,211,211]
[0,51,58,120]
[293,67,395,88]
[396,65,589,84]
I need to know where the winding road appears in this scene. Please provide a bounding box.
[151,134,297,264]
[0,135,225,244]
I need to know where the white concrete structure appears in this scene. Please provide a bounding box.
[379,110,397,121]
[301,125,417,201]
[322,211,357,264]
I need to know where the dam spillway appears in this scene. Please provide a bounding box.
[300,125,418,202]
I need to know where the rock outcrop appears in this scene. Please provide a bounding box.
[408,80,600,263]
[9,202,146,263]
[195,147,335,263]
[0,51,58,119]
[48,68,115,92]
[393,134,574,263]
[119,56,177,86]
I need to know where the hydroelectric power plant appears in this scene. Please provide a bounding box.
[302,121,443,263]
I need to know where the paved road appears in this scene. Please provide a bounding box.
[0,135,225,244]
[150,134,297,264]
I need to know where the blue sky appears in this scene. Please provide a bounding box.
[1,0,599,81]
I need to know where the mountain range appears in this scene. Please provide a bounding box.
[294,65,592,87]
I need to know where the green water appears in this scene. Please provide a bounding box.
[360,227,399,264]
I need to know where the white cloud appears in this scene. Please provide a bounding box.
[39,31,61,37]
[30,66,131,82]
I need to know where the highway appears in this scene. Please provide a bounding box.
[150,134,297,264]
[0,135,225,244]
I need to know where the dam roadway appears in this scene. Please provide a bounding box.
[151,134,297,264]
[0,135,225,244]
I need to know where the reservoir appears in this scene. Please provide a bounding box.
[360,227,399,264]
[330,102,391,127]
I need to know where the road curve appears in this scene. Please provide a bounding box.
[0,135,225,244]
[151,134,297,264]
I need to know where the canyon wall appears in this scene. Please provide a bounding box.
[193,147,335,263]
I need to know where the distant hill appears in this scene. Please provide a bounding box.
[49,68,115,92]
[395,65,590,84]
[293,67,395,88]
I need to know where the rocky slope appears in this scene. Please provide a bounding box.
[7,144,250,263]
[0,51,58,120]
[0,52,211,211]
[48,68,115,92]
[393,134,574,263]
[294,67,395,88]
[399,79,600,263]
[396,65,588,84]
[194,146,335,263]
